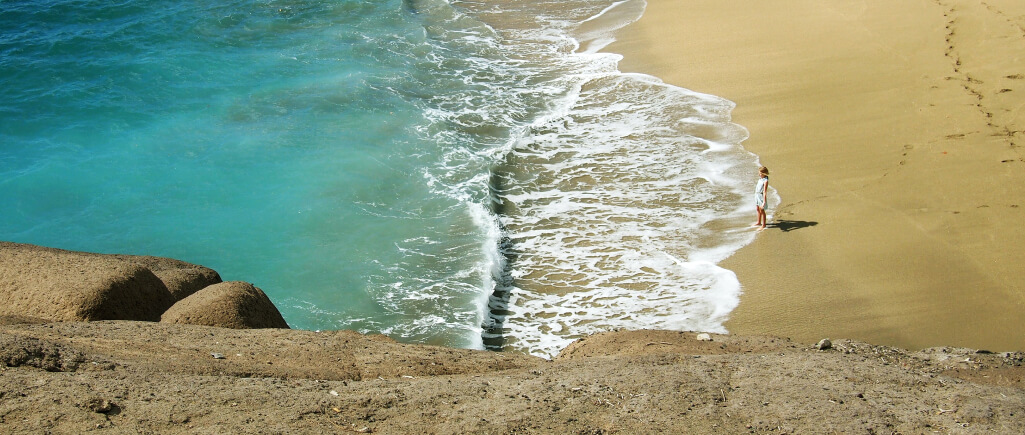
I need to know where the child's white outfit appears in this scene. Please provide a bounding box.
[755,176,768,208]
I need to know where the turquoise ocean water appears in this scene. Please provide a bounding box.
[1,0,764,357]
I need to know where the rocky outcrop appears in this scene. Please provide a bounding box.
[0,242,176,322]
[0,241,286,329]
[0,242,239,325]
[161,281,289,329]
[110,254,222,301]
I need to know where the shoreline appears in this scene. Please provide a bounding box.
[609,0,1025,351]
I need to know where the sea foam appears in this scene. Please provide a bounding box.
[440,0,767,356]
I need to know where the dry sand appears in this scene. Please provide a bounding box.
[609,0,1025,352]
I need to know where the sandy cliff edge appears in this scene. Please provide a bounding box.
[1,321,1023,433]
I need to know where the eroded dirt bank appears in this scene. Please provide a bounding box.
[1,322,1023,433]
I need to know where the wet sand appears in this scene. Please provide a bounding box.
[610,0,1025,351]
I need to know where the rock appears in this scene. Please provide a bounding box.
[696,333,712,342]
[0,242,175,322]
[84,397,115,414]
[151,267,222,301]
[161,281,289,329]
[211,353,225,359]
[111,254,221,301]
[816,338,832,350]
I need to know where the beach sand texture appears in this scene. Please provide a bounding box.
[611,0,1025,351]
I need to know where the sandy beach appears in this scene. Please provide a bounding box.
[610,0,1025,351]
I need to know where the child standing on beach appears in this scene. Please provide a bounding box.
[754,166,769,230]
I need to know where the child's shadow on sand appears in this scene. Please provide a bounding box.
[768,219,818,232]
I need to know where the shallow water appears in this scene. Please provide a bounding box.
[0,0,761,356]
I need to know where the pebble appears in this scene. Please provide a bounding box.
[696,333,712,342]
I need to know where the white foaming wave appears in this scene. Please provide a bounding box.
[570,0,647,54]
[465,200,506,349]
[499,259,742,357]
[475,2,764,357]
[387,0,766,356]
[371,0,556,351]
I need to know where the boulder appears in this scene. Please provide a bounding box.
[111,254,221,301]
[161,281,289,329]
[150,267,223,301]
[0,242,176,322]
